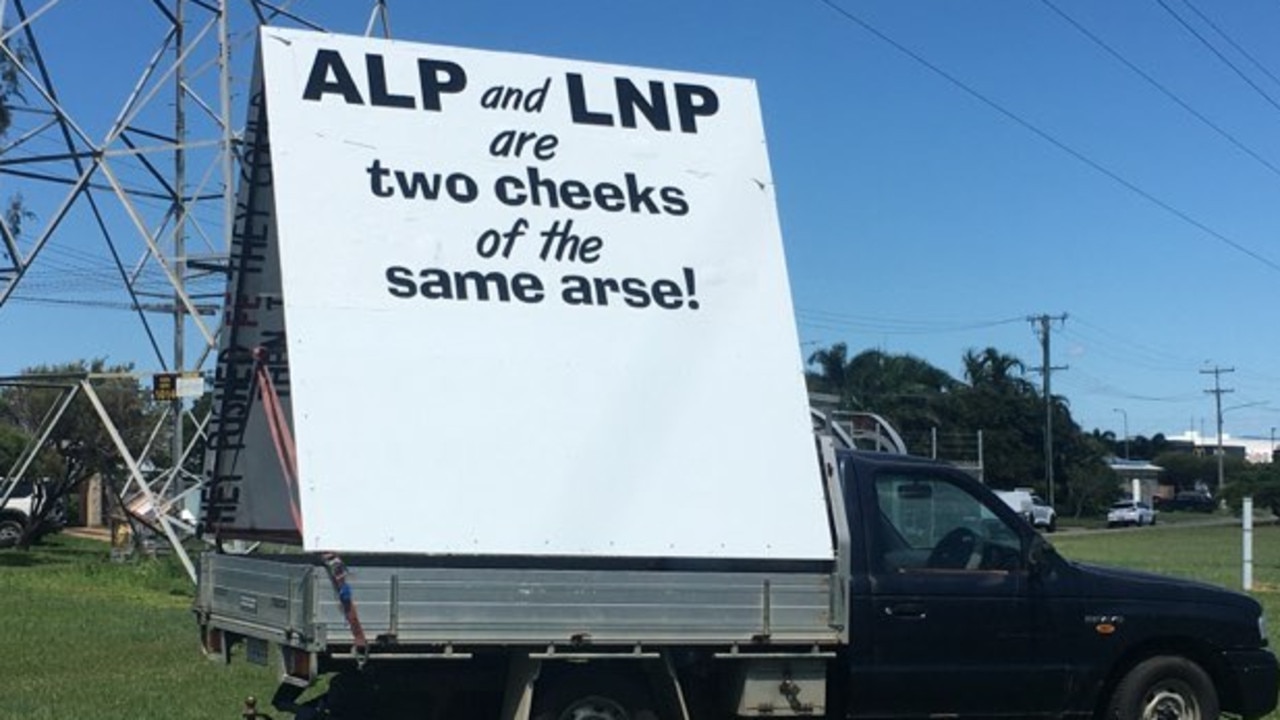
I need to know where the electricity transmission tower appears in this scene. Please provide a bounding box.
[0,0,390,578]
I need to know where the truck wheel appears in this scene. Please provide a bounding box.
[1106,655,1218,720]
[531,672,660,720]
[0,517,23,548]
[1046,516,1057,533]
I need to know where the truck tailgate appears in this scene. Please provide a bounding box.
[196,553,843,651]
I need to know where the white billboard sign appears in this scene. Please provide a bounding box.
[246,27,830,558]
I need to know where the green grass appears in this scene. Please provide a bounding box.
[0,535,277,720]
[1,525,1278,719]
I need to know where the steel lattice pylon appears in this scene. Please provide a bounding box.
[0,0,391,579]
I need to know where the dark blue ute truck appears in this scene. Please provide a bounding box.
[195,448,1277,720]
[838,450,1278,719]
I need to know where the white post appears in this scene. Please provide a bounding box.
[1131,478,1141,503]
[1243,496,1254,591]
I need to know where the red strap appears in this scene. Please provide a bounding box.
[321,552,369,655]
[252,346,304,534]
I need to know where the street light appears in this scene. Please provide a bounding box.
[1112,408,1129,459]
[1217,401,1269,493]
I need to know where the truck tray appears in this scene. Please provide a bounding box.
[196,553,844,653]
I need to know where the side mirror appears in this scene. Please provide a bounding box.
[1027,534,1051,575]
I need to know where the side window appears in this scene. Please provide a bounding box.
[872,472,1022,573]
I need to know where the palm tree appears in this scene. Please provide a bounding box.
[806,342,853,402]
[962,347,1034,396]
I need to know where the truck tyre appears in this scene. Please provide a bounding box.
[1106,655,1218,720]
[531,672,660,720]
[1046,516,1057,533]
[0,517,23,548]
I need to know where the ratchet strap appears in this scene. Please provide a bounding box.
[321,552,369,663]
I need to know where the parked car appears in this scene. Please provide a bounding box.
[1029,493,1057,532]
[0,479,65,548]
[1107,499,1157,528]
[993,489,1034,524]
[1155,491,1217,513]
[995,489,1058,532]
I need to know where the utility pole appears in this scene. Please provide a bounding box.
[1201,366,1234,495]
[1029,314,1068,508]
[1113,407,1129,459]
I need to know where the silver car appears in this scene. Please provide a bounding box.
[1107,500,1157,528]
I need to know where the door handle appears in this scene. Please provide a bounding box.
[882,602,927,619]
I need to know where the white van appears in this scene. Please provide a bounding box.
[994,489,1034,524]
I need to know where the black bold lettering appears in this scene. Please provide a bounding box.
[624,173,659,214]
[660,187,689,216]
[674,83,719,133]
[495,176,526,206]
[566,73,613,127]
[385,266,416,298]
[593,183,625,212]
[303,49,364,104]
[418,59,467,111]
[621,278,652,308]
[367,159,394,197]
[396,171,443,200]
[511,273,546,303]
[561,275,592,305]
[593,277,621,306]
[445,174,479,203]
[526,166,560,209]
[454,270,511,302]
[418,269,453,299]
[616,79,671,131]
[366,54,415,108]
[560,180,592,210]
[652,279,684,309]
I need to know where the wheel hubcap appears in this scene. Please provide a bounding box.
[1142,686,1199,720]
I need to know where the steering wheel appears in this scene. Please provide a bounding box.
[928,527,986,570]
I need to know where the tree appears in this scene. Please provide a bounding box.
[804,342,1109,510]
[0,360,163,547]
[806,345,961,453]
[952,348,1042,487]
[1221,463,1280,517]
[1151,450,1247,496]
[806,342,853,405]
[961,347,1035,397]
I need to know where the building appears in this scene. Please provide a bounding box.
[1164,431,1272,464]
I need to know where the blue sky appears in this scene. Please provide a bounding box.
[3,0,1280,444]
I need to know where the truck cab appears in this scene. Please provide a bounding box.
[837,450,1277,719]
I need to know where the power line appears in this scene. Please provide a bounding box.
[1155,0,1280,116]
[814,0,1280,274]
[1038,0,1280,180]
[796,308,1025,335]
[1178,0,1280,90]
